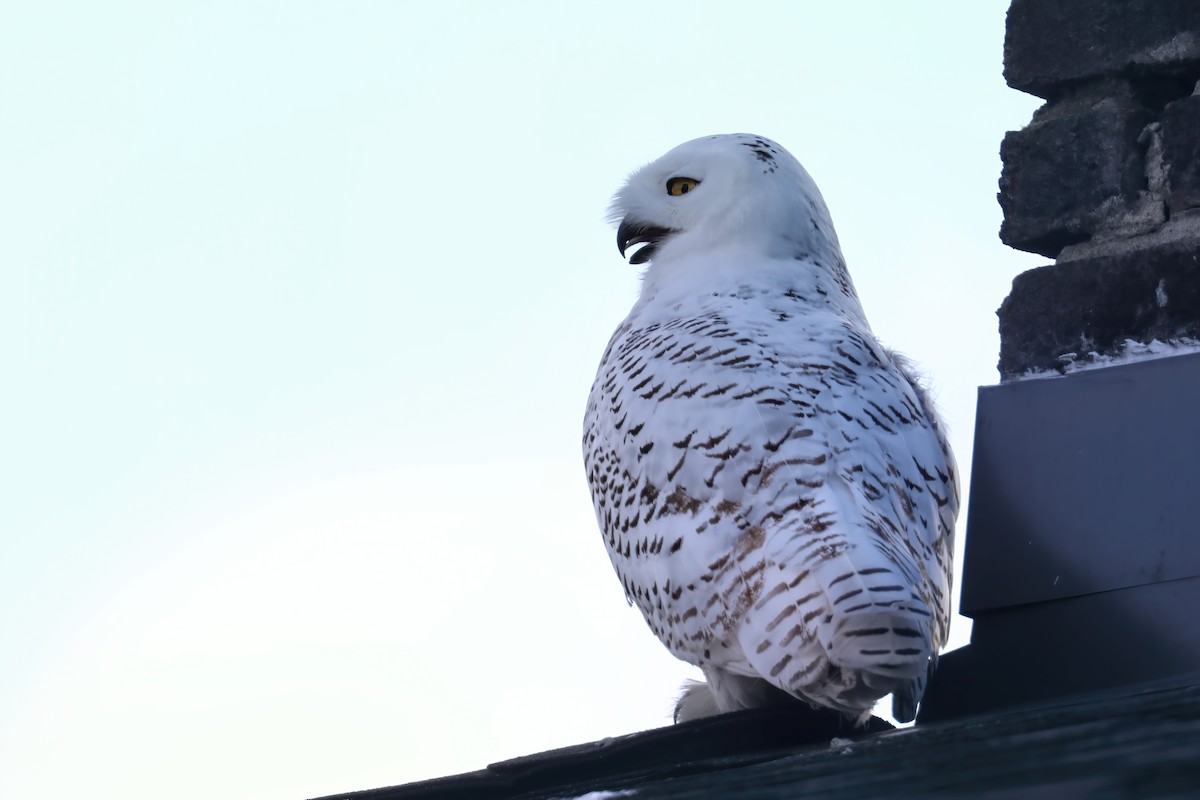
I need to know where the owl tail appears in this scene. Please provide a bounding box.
[809,541,935,712]
[890,658,936,723]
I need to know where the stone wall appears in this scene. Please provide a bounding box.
[996,0,1200,378]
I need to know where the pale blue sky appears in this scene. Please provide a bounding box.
[1,2,1041,798]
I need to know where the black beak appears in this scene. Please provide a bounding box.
[617,216,674,265]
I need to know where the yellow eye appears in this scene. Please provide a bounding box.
[666,176,700,196]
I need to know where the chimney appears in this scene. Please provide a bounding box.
[919,0,1200,722]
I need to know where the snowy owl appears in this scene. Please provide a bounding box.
[582,134,957,724]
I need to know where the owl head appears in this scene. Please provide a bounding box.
[610,134,842,267]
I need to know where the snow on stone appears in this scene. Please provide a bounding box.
[1012,337,1200,381]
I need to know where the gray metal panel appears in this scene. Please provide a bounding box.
[920,576,1200,722]
[960,352,1200,616]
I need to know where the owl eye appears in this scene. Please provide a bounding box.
[666,176,700,196]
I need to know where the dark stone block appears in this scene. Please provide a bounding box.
[998,97,1149,257]
[997,239,1200,377]
[1161,94,1200,211]
[1005,0,1200,100]
[961,352,1200,614]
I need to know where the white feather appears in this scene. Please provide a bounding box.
[584,134,957,723]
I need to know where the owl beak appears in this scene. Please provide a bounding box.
[617,216,674,265]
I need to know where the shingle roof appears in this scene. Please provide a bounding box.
[315,674,1200,800]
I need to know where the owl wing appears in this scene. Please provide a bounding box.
[583,306,956,714]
